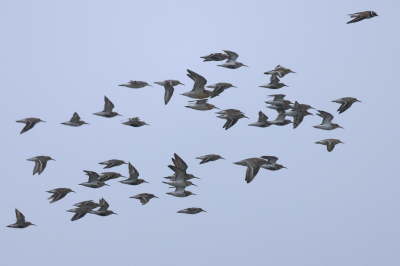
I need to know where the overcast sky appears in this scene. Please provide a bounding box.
[1,1,399,265]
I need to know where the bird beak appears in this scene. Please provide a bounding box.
[292,71,297,74]
[192,184,198,187]
[358,100,362,103]
[148,85,153,87]
[32,224,36,226]
[104,183,110,186]
[243,65,249,68]
[192,193,197,195]
[221,158,225,160]
[51,159,56,161]
[341,142,345,144]
[203,211,207,212]
[214,107,221,110]
[114,213,118,215]
[145,181,150,184]
[72,191,76,193]
[155,196,159,198]
[339,126,344,129]
[42,121,46,123]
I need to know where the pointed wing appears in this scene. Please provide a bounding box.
[196,99,208,105]
[174,186,184,193]
[103,96,115,112]
[258,111,268,122]
[270,75,280,85]
[70,112,81,123]
[245,160,261,183]
[318,110,334,125]
[174,153,188,171]
[98,198,109,212]
[347,14,364,24]
[274,112,286,123]
[49,190,67,203]
[187,70,207,92]
[168,165,186,182]
[223,116,239,130]
[293,113,305,129]
[338,101,354,114]
[270,94,285,102]
[128,163,139,181]
[260,156,278,165]
[15,209,26,224]
[164,83,174,105]
[223,50,238,64]
[84,170,100,182]
[21,120,36,134]
[200,157,210,164]
[327,140,335,152]
[71,211,87,221]
[139,196,149,205]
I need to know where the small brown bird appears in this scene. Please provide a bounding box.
[201,52,229,62]
[89,198,117,216]
[27,156,55,175]
[7,209,35,228]
[130,193,158,205]
[46,188,75,203]
[347,11,378,24]
[16,118,45,134]
[332,97,361,114]
[196,154,225,164]
[119,163,149,185]
[315,139,344,152]
[177,208,207,214]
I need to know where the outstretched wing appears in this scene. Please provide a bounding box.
[103,96,115,112]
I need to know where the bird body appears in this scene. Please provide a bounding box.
[122,117,149,127]
[98,172,125,182]
[93,96,121,117]
[185,99,219,111]
[99,159,127,169]
[61,112,89,127]
[264,65,296,78]
[27,156,55,175]
[208,83,236,98]
[130,193,158,205]
[248,111,271,128]
[119,80,152,88]
[217,50,248,69]
[79,170,109,188]
[16,117,45,134]
[154,80,184,105]
[313,110,343,130]
[46,188,75,203]
[177,208,206,214]
[315,139,344,152]
[332,97,361,114]
[217,109,249,130]
[7,209,35,228]
[181,70,213,99]
[196,154,225,164]
[260,75,288,89]
[347,11,378,24]
[89,198,117,216]
[119,163,149,185]
[201,53,228,62]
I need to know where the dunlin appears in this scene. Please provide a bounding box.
[89,198,117,216]
[61,112,89,127]
[185,99,220,111]
[16,118,45,134]
[67,208,92,221]
[119,80,152,89]
[315,139,344,152]
[264,65,296,78]
[154,80,184,105]
[99,159,127,169]
[119,162,149,185]
[218,50,248,69]
[121,117,149,127]
[7,209,35,228]
[260,75,288,89]
[269,112,292,126]
[98,172,125,182]
[46,188,75,203]
[260,156,288,171]
[167,187,196,197]
[313,110,343,130]
[130,193,158,205]
[93,96,121,118]
[347,11,378,24]
[164,165,197,188]
[248,111,271,128]
[332,97,361,114]
[240,158,268,183]
[217,109,249,130]
[196,154,225,164]
[177,208,206,214]
[73,200,100,209]
[27,156,55,175]
[79,170,109,188]
[181,70,213,99]
[208,83,237,98]
[201,53,229,62]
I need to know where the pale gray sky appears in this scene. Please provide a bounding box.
[1,1,399,265]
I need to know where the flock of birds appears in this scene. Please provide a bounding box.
[7,11,377,228]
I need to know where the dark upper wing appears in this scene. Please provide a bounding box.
[164,83,174,105]
[20,120,35,134]
[338,101,354,114]
[15,209,26,224]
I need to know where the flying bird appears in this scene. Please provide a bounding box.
[208,83,237,98]
[181,70,213,99]
[61,112,89,127]
[121,117,149,127]
[46,188,75,203]
[99,159,127,169]
[260,75,288,89]
[16,118,45,134]
[332,97,361,114]
[248,111,271,128]
[264,65,296,78]
[119,80,152,89]
[313,110,343,130]
[7,209,35,228]
[93,96,121,118]
[347,11,378,24]
[27,156,55,175]
[177,208,207,214]
[185,99,220,111]
[119,162,149,185]
[79,170,109,188]
[154,80,184,105]
[217,50,248,69]
[89,198,117,216]
[201,52,229,62]
[196,154,225,164]
[130,193,158,205]
[315,139,344,152]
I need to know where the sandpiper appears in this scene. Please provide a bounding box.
[332,97,361,114]
[93,96,121,118]
[260,156,288,171]
[285,101,315,117]
[79,170,109,188]
[218,50,248,69]
[201,52,229,62]
[7,209,35,228]
[260,75,288,89]
[154,80,184,105]
[164,173,200,180]
[217,109,249,130]
[164,165,197,188]
[288,102,314,129]
[181,70,213,99]
[196,154,225,164]
[73,200,100,209]
[46,188,75,203]
[177,208,206,214]
[89,198,117,216]
[99,159,127,169]
[208,83,237,98]
[67,207,92,221]
[269,112,292,126]
[264,65,296,78]
[27,156,55,175]
[313,110,343,130]
[121,117,149,127]
[98,172,125,182]
[347,11,378,24]
[171,153,188,172]
[119,80,152,89]
[315,139,344,152]
[185,99,220,111]
[265,94,287,105]
[16,118,45,134]
[130,193,158,205]
[119,162,149,185]
[248,111,271,128]
[167,187,196,197]
[235,158,268,184]
[61,112,89,127]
